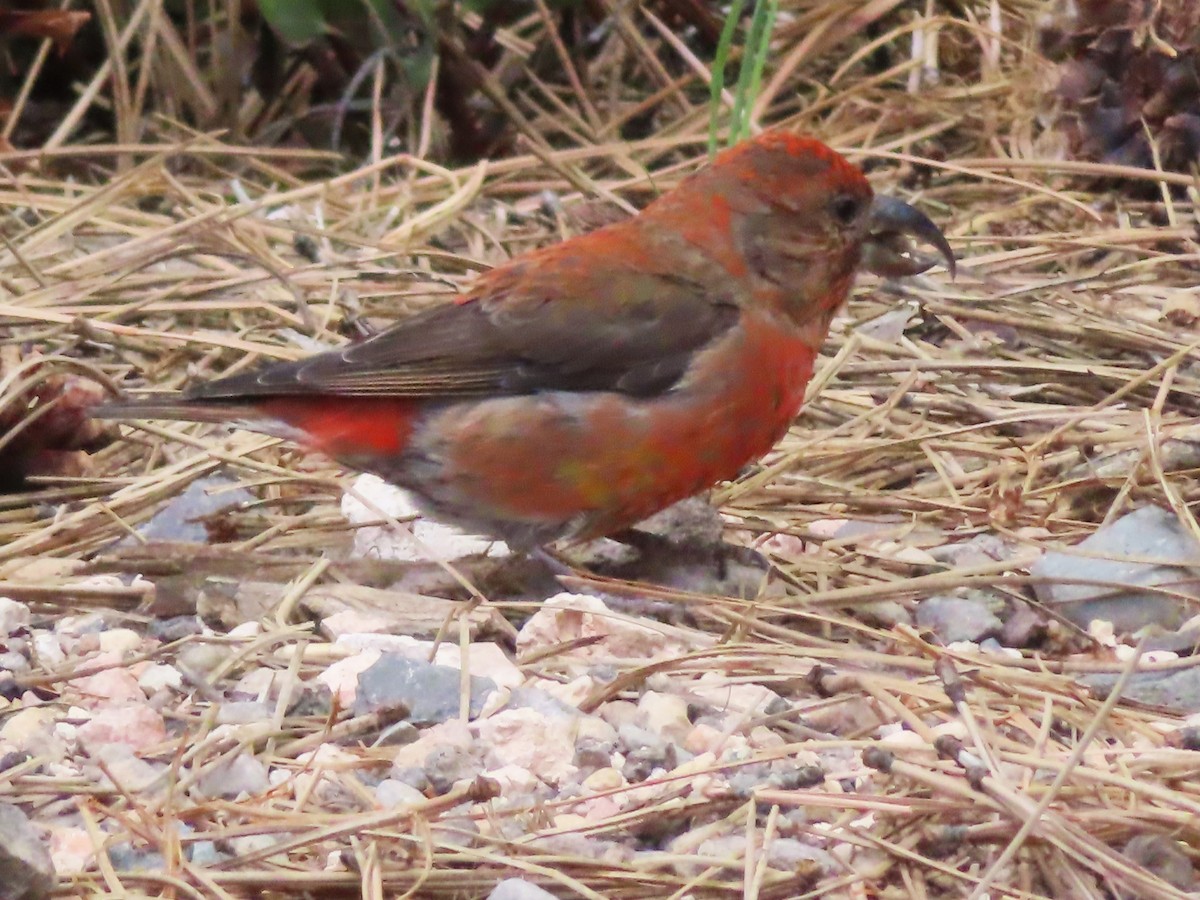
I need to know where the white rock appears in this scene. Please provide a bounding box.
[98,628,142,656]
[315,650,382,707]
[228,833,285,859]
[289,744,359,803]
[532,675,595,709]
[90,745,163,793]
[46,822,93,875]
[390,720,474,770]
[429,642,523,691]
[231,667,277,699]
[482,764,540,795]
[333,633,423,655]
[1,708,63,757]
[375,778,426,808]
[196,753,270,799]
[581,767,625,792]
[136,664,182,694]
[0,597,30,636]
[341,474,510,562]
[637,692,691,743]
[487,878,561,900]
[477,708,577,783]
[31,632,65,667]
[517,593,712,661]
[76,705,166,754]
[689,676,783,717]
[69,664,144,707]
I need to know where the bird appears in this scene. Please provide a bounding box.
[93,132,954,553]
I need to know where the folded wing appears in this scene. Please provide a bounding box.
[186,235,741,403]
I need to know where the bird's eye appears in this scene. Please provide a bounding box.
[830,193,863,225]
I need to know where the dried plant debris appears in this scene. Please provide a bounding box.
[1041,0,1200,175]
[0,354,115,492]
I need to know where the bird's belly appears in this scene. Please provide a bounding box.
[401,317,818,542]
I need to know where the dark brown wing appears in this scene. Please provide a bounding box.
[186,235,740,403]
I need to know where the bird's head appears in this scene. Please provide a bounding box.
[682,132,954,322]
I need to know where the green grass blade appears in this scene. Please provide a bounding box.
[708,0,747,159]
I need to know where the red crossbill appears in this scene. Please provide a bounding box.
[94,132,953,551]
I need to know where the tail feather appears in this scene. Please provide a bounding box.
[93,394,420,458]
[91,397,255,425]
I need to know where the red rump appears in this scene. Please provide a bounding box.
[259,397,418,458]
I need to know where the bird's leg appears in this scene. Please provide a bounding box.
[525,541,693,622]
[531,545,579,579]
[606,526,678,555]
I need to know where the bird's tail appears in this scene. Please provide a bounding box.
[90,396,257,425]
[93,394,420,459]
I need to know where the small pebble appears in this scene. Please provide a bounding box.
[423,744,481,795]
[0,801,54,898]
[581,767,625,792]
[216,701,273,726]
[637,691,691,743]
[0,652,29,674]
[147,616,204,642]
[390,766,430,793]
[0,598,30,636]
[77,705,167,754]
[98,629,142,656]
[487,878,561,900]
[915,593,1002,644]
[196,753,270,799]
[137,664,182,694]
[375,778,426,807]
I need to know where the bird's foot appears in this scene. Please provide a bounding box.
[547,499,775,615]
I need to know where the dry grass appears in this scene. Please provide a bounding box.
[3,1,1200,897]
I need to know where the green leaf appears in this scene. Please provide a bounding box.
[258,0,328,45]
[319,0,412,49]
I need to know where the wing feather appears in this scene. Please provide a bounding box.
[187,230,739,403]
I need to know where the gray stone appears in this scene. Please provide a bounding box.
[1000,602,1047,648]
[915,592,1002,644]
[1082,667,1200,712]
[390,765,430,793]
[573,736,614,771]
[374,720,419,746]
[0,653,29,675]
[0,802,54,900]
[107,844,165,872]
[505,686,579,719]
[375,778,425,807]
[423,744,481,795]
[618,723,675,782]
[928,533,1015,568]
[127,475,253,543]
[354,653,496,725]
[196,754,269,799]
[858,600,912,629]
[147,616,204,642]
[228,833,286,858]
[89,745,163,794]
[188,841,227,867]
[487,878,561,900]
[1030,506,1200,632]
[216,702,273,726]
[1122,834,1195,891]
